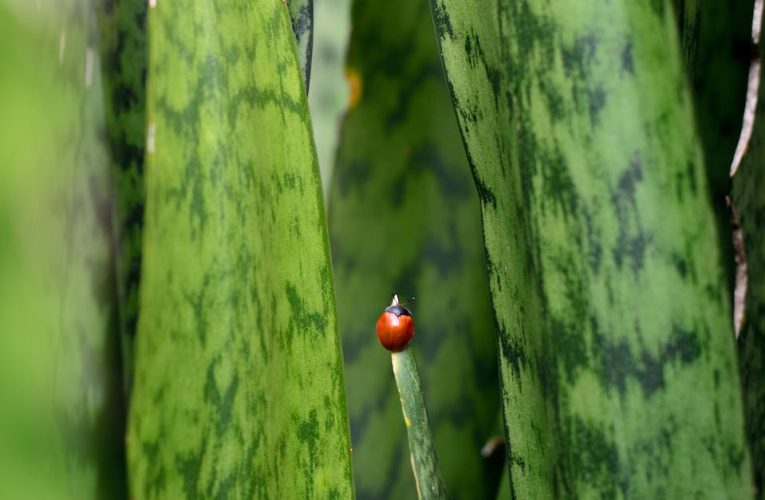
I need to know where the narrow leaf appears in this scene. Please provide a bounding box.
[391,349,447,499]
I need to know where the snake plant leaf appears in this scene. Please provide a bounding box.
[0,1,126,497]
[95,0,316,396]
[731,32,765,496]
[430,0,752,496]
[94,0,147,398]
[288,0,314,89]
[126,0,354,497]
[328,0,499,497]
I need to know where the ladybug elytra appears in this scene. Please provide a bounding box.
[376,294,414,352]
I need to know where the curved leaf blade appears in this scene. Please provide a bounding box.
[430,0,752,496]
[127,1,354,497]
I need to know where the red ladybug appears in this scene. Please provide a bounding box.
[376,295,414,352]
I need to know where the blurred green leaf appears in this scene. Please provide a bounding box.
[0,1,126,497]
[308,0,351,196]
[430,0,752,496]
[495,471,509,500]
[328,0,499,497]
[126,0,354,497]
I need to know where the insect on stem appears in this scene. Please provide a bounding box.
[376,294,446,499]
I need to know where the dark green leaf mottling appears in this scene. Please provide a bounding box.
[430,0,752,497]
[127,1,354,497]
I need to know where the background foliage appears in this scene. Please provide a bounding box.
[0,0,762,498]
[328,0,500,497]
[0,1,126,497]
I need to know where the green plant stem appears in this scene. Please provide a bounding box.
[391,349,447,500]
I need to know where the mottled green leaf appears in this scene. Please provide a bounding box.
[95,0,147,397]
[430,0,752,496]
[0,1,126,497]
[328,0,499,497]
[127,1,354,498]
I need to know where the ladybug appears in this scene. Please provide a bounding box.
[376,294,414,352]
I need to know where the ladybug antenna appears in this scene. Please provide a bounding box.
[391,294,400,307]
